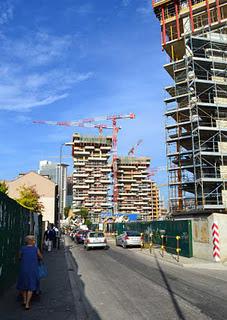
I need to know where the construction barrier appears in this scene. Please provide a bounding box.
[0,192,42,293]
[212,222,221,262]
[107,220,193,257]
[149,234,181,262]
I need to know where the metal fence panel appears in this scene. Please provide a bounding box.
[0,192,42,292]
[111,220,193,258]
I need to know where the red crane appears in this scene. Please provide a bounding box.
[128,139,143,157]
[148,166,167,178]
[74,112,136,214]
[33,120,115,136]
[33,112,136,214]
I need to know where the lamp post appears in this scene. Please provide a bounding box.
[58,142,73,229]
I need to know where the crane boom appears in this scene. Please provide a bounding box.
[74,112,135,124]
[33,112,136,214]
[128,139,143,156]
[33,120,114,130]
[33,120,118,135]
[148,166,167,177]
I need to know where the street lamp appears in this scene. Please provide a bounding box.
[58,142,73,228]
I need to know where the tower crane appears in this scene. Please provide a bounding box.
[128,139,143,157]
[33,112,136,214]
[33,120,115,136]
[148,166,167,177]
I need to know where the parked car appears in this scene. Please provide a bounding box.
[75,230,90,244]
[116,231,142,248]
[84,231,108,250]
[69,229,79,240]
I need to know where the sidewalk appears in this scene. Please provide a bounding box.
[0,243,76,320]
[108,237,227,270]
[136,247,227,270]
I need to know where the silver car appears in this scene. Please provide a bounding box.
[84,231,108,250]
[116,231,142,248]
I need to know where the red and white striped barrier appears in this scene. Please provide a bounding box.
[212,222,221,262]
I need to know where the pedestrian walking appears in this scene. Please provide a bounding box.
[53,225,60,249]
[44,225,56,252]
[17,235,43,310]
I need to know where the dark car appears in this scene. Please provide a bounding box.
[75,230,90,244]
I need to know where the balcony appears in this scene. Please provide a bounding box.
[74,185,90,189]
[152,0,172,8]
[88,191,107,195]
[73,173,89,178]
[74,162,85,166]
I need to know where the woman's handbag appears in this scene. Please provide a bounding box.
[38,262,48,279]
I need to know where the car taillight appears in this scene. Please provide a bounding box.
[87,239,90,243]
[124,236,129,240]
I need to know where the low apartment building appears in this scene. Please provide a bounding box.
[6,171,57,224]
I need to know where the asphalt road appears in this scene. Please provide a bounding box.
[66,237,227,320]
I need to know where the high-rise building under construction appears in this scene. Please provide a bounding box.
[116,157,159,219]
[152,0,227,214]
[72,134,160,220]
[72,134,112,221]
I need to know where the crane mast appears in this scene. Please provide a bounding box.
[33,112,136,215]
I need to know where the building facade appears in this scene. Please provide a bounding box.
[153,0,227,214]
[151,181,160,219]
[38,160,68,219]
[116,157,157,219]
[66,176,73,208]
[6,171,57,224]
[72,134,112,221]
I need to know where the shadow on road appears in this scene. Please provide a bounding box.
[65,241,101,320]
[154,252,186,320]
[0,239,101,320]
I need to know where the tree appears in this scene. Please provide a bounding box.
[84,219,92,228]
[79,207,89,220]
[16,185,44,213]
[78,208,93,227]
[0,181,8,194]
[64,206,71,219]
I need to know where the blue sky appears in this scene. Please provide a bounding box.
[0,0,169,199]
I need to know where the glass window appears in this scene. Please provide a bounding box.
[126,231,141,236]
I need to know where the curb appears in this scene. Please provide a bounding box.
[64,240,87,320]
[135,248,185,267]
[136,247,227,270]
[64,237,99,320]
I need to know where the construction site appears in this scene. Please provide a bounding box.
[34,114,162,221]
[116,157,159,219]
[152,0,227,215]
[71,115,161,221]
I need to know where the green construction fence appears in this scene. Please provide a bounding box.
[0,192,42,293]
[108,220,193,258]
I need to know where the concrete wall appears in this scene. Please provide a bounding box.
[208,213,227,263]
[192,213,227,262]
[192,218,212,261]
[40,196,55,224]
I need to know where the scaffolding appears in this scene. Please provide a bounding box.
[152,0,227,214]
